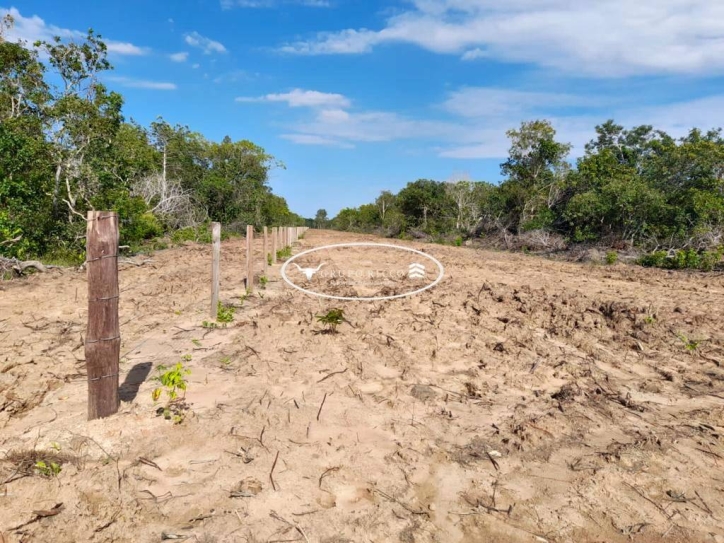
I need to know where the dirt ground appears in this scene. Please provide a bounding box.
[1,229,723,543]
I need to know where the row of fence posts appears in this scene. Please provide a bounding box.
[210,225,308,318]
[83,210,308,421]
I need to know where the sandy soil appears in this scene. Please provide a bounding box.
[1,229,723,543]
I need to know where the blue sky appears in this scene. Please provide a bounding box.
[4,1,724,217]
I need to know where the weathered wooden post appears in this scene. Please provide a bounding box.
[246,225,254,292]
[210,222,220,318]
[263,226,268,276]
[271,226,278,265]
[85,210,120,420]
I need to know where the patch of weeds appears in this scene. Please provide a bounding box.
[3,449,75,480]
[267,253,272,266]
[454,236,463,247]
[605,251,618,265]
[217,302,235,324]
[315,308,345,334]
[171,225,213,245]
[259,275,268,289]
[35,460,62,477]
[276,247,292,260]
[202,320,218,329]
[644,315,657,325]
[219,356,232,369]
[191,339,202,347]
[43,247,85,267]
[152,360,191,424]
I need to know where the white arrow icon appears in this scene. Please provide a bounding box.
[408,262,426,279]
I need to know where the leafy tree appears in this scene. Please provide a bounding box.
[396,179,453,231]
[315,209,328,228]
[500,120,571,231]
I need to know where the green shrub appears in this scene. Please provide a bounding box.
[454,236,463,247]
[639,247,723,271]
[276,246,292,260]
[43,247,85,267]
[605,251,618,265]
[171,225,213,244]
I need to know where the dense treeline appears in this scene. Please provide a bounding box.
[0,16,304,263]
[328,120,724,267]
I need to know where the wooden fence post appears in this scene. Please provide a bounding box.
[85,210,120,420]
[263,226,268,276]
[271,226,278,265]
[246,225,254,292]
[210,222,220,318]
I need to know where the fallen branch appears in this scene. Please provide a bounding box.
[317,368,348,383]
[269,451,280,491]
[8,503,64,530]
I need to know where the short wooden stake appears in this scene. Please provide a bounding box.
[210,222,220,318]
[263,226,268,276]
[85,210,120,420]
[246,225,254,292]
[271,226,278,265]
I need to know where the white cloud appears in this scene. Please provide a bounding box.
[169,51,189,62]
[184,31,227,54]
[192,63,200,69]
[106,41,147,55]
[261,84,724,157]
[278,0,724,77]
[281,134,353,148]
[442,87,605,118]
[1,7,148,55]
[107,76,177,90]
[236,88,351,108]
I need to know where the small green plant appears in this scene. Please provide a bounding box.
[35,460,62,477]
[316,308,345,334]
[259,275,268,289]
[152,361,192,423]
[677,333,700,353]
[605,251,618,265]
[202,320,218,329]
[191,339,202,347]
[454,236,463,247]
[220,356,232,368]
[152,361,191,403]
[217,302,235,323]
[644,315,657,325]
[267,253,272,266]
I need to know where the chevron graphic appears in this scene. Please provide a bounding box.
[408,262,426,279]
